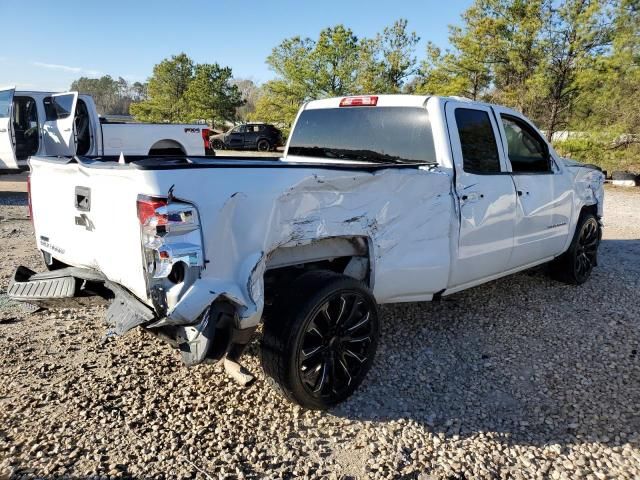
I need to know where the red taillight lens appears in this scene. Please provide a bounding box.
[137,195,167,225]
[201,128,211,150]
[339,96,378,107]
[27,174,34,224]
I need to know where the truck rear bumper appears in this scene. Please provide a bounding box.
[8,266,156,334]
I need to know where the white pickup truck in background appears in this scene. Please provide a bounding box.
[0,87,210,170]
[9,94,604,409]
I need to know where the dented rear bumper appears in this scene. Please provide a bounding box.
[8,266,156,334]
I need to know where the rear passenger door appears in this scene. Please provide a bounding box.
[244,125,260,149]
[0,87,18,169]
[493,108,574,268]
[43,92,78,156]
[445,101,518,287]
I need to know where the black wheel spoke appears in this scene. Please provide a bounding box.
[314,360,329,393]
[343,348,366,364]
[343,333,371,344]
[346,311,370,333]
[301,363,322,389]
[333,295,347,326]
[301,344,326,359]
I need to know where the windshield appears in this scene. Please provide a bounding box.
[288,106,437,164]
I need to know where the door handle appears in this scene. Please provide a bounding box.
[63,128,71,132]
[0,128,6,133]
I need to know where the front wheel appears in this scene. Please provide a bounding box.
[261,271,380,409]
[551,212,601,285]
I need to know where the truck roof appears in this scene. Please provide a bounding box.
[303,94,504,110]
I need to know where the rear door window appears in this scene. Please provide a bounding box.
[288,107,436,163]
[44,94,75,121]
[454,108,501,174]
[0,90,12,118]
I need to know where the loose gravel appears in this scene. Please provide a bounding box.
[0,185,639,479]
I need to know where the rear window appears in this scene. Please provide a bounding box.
[288,107,436,163]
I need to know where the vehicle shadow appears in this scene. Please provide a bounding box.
[329,238,640,448]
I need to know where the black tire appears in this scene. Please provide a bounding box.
[257,139,271,152]
[551,212,601,285]
[212,139,224,150]
[261,271,380,410]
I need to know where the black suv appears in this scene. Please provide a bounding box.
[210,123,283,151]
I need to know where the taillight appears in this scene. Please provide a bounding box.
[27,174,34,224]
[339,96,378,107]
[201,128,211,150]
[137,194,203,282]
[137,195,168,226]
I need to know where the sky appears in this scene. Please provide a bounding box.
[0,0,473,92]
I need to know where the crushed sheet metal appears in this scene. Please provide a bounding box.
[168,167,453,329]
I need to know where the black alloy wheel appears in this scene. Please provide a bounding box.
[297,291,375,399]
[261,271,380,409]
[574,216,600,282]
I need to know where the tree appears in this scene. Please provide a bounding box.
[379,19,420,92]
[130,53,194,122]
[312,25,360,96]
[253,19,419,127]
[234,79,260,121]
[184,63,244,127]
[533,0,612,139]
[70,75,119,115]
[250,80,304,133]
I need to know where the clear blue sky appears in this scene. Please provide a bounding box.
[0,0,472,92]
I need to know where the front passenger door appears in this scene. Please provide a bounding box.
[494,110,573,268]
[227,125,246,149]
[446,102,518,288]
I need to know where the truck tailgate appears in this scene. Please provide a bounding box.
[29,157,149,303]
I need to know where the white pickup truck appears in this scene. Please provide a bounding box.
[0,87,210,170]
[9,94,604,409]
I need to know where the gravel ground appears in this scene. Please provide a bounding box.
[0,184,639,479]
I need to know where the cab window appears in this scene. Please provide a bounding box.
[0,90,12,118]
[454,108,501,174]
[501,115,550,173]
[43,94,75,121]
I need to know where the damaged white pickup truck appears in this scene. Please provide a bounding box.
[9,95,604,409]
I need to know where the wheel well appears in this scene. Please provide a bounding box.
[580,203,598,219]
[148,139,186,155]
[263,236,372,308]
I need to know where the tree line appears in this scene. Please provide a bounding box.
[69,0,638,171]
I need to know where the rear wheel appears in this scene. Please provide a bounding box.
[212,139,224,150]
[551,212,601,285]
[257,139,271,152]
[261,271,380,409]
